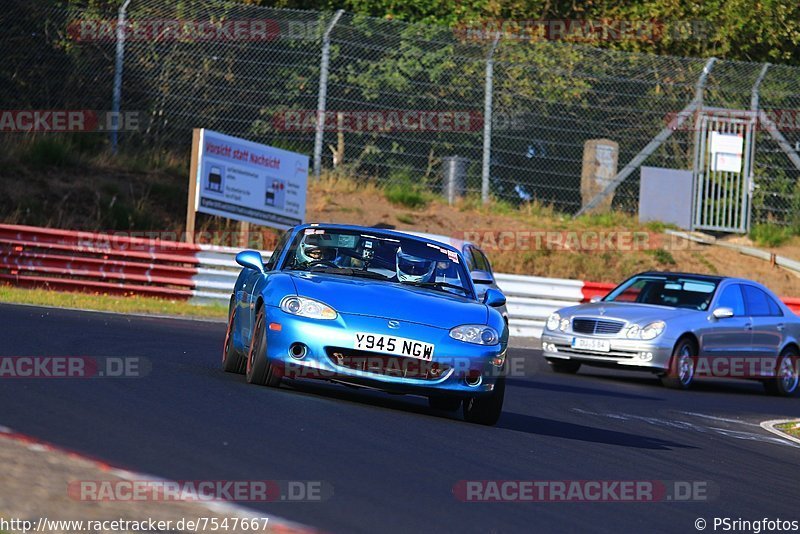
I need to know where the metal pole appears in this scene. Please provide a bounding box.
[750,63,770,111]
[481,33,500,204]
[313,10,344,180]
[575,57,717,217]
[110,0,131,154]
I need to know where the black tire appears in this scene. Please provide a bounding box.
[764,347,799,397]
[222,298,245,374]
[428,396,462,412]
[548,359,581,374]
[245,305,281,387]
[660,337,697,389]
[463,376,505,426]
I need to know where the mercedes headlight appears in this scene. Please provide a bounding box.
[625,321,665,340]
[280,296,337,320]
[546,313,560,331]
[449,325,500,345]
[640,321,666,340]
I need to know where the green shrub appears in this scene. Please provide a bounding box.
[750,224,793,247]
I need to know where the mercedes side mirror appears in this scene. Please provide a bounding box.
[712,307,734,319]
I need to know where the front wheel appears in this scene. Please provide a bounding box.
[245,306,282,387]
[660,337,697,389]
[463,376,505,426]
[222,298,245,374]
[764,348,799,397]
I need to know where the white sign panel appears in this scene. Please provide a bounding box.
[195,129,308,229]
[709,132,744,173]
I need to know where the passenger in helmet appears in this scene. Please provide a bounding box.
[396,247,436,283]
[295,234,337,266]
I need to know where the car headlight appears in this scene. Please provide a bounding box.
[546,313,560,331]
[625,321,665,340]
[449,325,500,345]
[280,296,337,320]
[640,321,666,340]
[559,318,570,332]
[625,324,640,339]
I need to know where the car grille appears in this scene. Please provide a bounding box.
[572,318,625,335]
[552,343,636,359]
[325,347,449,380]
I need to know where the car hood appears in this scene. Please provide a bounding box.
[559,301,700,324]
[287,272,487,328]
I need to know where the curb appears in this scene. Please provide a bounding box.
[0,426,318,533]
[760,419,800,447]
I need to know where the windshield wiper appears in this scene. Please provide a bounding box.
[309,266,389,280]
[401,281,468,295]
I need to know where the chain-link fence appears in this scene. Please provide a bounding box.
[3,0,800,227]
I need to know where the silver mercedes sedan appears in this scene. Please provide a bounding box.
[540,271,800,396]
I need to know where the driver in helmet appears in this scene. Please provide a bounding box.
[295,234,337,266]
[395,247,436,283]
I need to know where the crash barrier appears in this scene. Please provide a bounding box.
[1,224,799,338]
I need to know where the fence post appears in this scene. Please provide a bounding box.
[313,10,344,180]
[575,57,717,217]
[481,33,500,204]
[110,0,132,154]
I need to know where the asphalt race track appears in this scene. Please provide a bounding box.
[2,303,798,533]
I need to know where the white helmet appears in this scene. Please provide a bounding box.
[396,247,435,283]
[296,234,336,265]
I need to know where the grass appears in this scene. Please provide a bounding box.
[396,213,416,224]
[384,182,430,209]
[750,223,795,247]
[776,421,800,439]
[644,248,676,265]
[0,285,227,319]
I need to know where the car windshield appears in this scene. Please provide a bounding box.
[280,227,474,298]
[604,274,718,310]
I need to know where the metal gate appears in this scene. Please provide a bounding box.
[692,109,757,233]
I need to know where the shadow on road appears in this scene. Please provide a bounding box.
[497,412,696,450]
[506,377,664,401]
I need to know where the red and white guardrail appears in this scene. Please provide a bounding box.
[0,224,798,338]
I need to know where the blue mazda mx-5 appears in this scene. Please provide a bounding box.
[222,223,509,425]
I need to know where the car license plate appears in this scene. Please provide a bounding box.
[571,337,611,352]
[354,333,434,361]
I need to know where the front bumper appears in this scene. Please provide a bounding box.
[540,330,674,372]
[263,306,506,397]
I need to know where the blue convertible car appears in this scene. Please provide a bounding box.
[223,223,509,425]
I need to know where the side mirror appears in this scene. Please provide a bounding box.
[235,250,265,273]
[470,270,494,285]
[712,307,734,319]
[483,288,506,308]
[590,296,603,303]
